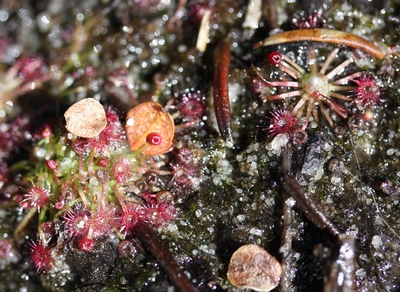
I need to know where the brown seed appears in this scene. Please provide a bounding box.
[125,101,174,156]
[64,98,107,138]
[227,244,282,292]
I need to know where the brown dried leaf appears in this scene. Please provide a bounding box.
[125,101,174,156]
[64,98,107,138]
[227,244,282,292]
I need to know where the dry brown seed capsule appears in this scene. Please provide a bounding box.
[64,98,107,138]
[227,244,281,292]
[125,101,174,156]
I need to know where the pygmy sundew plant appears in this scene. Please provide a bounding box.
[21,184,51,211]
[178,92,207,123]
[29,240,53,273]
[266,108,298,138]
[254,48,383,131]
[18,101,180,273]
[352,74,383,107]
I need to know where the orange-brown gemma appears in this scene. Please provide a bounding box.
[125,101,174,156]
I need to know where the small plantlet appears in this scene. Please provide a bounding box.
[112,157,132,183]
[169,147,200,189]
[267,108,298,137]
[118,207,140,235]
[64,208,91,239]
[179,92,207,122]
[29,240,53,272]
[352,75,383,107]
[21,185,51,211]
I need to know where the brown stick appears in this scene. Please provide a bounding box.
[134,221,199,292]
[280,172,342,240]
